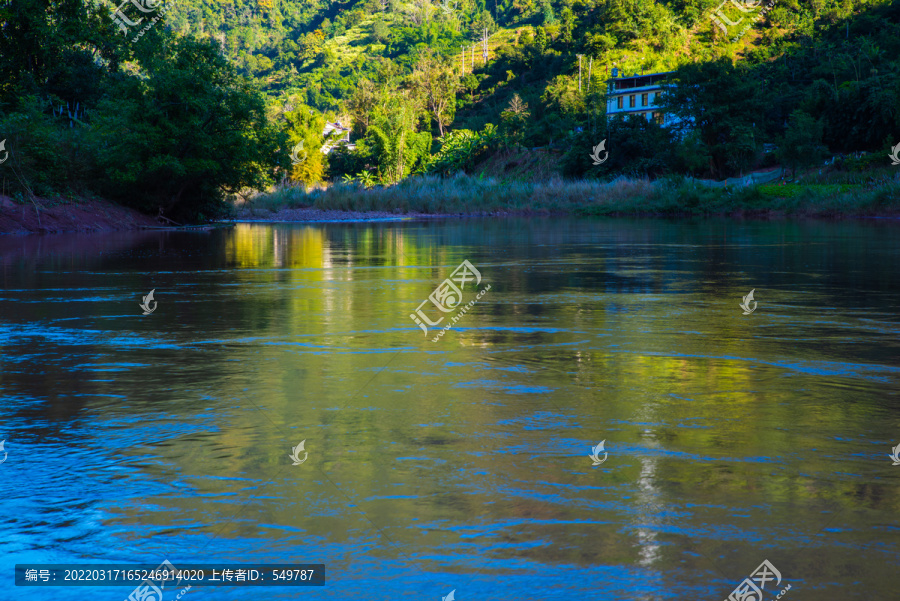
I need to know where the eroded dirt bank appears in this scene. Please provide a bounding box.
[0,195,159,234]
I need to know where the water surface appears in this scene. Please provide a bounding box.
[1,218,899,600]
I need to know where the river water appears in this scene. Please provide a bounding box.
[1,218,899,600]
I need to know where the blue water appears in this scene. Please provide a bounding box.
[1,219,899,600]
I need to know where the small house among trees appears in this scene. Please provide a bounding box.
[606,70,678,127]
[321,121,356,154]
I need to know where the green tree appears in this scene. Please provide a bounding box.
[0,0,115,109]
[366,92,429,183]
[542,75,584,117]
[347,78,379,136]
[298,30,326,63]
[659,58,762,178]
[540,0,556,24]
[562,116,675,179]
[777,110,825,177]
[609,0,679,46]
[584,32,616,56]
[461,74,480,102]
[534,26,548,52]
[90,37,285,220]
[559,8,576,45]
[426,123,501,175]
[472,10,499,37]
[500,93,530,149]
[512,0,537,19]
[411,51,460,136]
[284,102,327,185]
[373,20,391,43]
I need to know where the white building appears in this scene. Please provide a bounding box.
[320,121,356,154]
[606,70,679,126]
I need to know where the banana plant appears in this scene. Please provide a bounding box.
[425,123,501,175]
[341,172,377,188]
[355,171,377,188]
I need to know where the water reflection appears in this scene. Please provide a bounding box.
[1,218,899,600]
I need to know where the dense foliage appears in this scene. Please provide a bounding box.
[1,0,899,218]
[0,0,286,220]
[144,0,900,179]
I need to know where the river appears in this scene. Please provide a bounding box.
[1,218,898,600]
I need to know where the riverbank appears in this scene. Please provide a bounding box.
[247,173,900,219]
[232,206,443,223]
[0,194,158,234]
[4,172,900,235]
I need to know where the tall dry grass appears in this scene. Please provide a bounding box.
[250,174,665,214]
[245,173,900,217]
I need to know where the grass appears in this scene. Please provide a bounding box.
[247,172,900,218]
[757,183,857,199]
[324,14,391,65]
[239,184,322,214]
[470,148,564,182]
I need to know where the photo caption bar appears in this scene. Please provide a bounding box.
[15,564,325,586]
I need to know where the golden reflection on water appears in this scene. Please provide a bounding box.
[3,219,900,598]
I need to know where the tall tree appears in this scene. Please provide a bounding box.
[0,0,116,109]
[500,93,530,148]
[90,37,285,218]
[777,110,825,177]
[284,102,327,185]
[347,78,379,136]
[366,91,429,183]
[659,58,762,178]
[411,51,460,136]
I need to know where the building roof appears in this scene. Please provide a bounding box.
[606,70,675,83]
[322,121,351,136]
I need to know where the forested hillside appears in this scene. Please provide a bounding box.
[1,0,898,219]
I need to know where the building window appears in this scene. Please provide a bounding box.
[629,95,636,108]
[641,93,648,106]
[653,112,662,124]
[617,96,623,109]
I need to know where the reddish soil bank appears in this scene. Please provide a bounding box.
[0,195,159,234]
